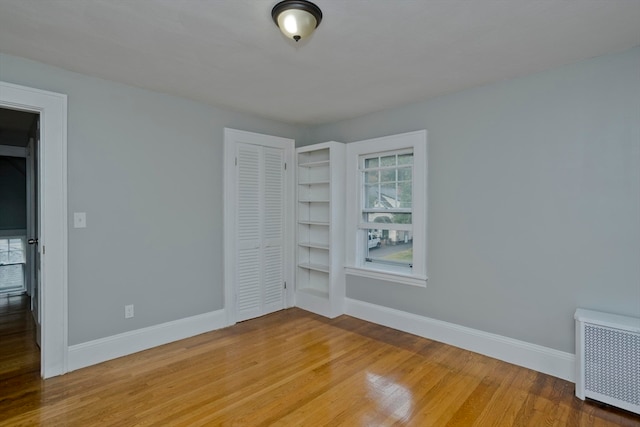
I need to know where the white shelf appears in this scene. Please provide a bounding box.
[299,180,330,185]
[298,160,330,168]
[298,242,330,250]
[298,262,330,273]
[298,220,329,226]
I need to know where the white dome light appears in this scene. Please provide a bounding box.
[272,0,323,43]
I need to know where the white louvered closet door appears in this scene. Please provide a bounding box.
[235,142,285,322]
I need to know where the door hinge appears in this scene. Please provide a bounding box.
[235,157,237,166]
[284,162,287,170]
[42,245,45,255]
[284,281,287,289]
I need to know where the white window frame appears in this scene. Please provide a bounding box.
[345,130,427,287]
[0,236,27,294]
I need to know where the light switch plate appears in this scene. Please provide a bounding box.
[74,212,87,228]
[124,304,134,319]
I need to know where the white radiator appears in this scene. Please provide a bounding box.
[575,308,640,414]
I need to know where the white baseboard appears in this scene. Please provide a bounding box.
[68,309,227,372]
[345,298,575,382]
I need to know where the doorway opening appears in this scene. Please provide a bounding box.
[0,107,41,378]
[1,81,68,379]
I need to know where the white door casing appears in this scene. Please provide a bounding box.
[223,128,294,325]
[0,81,68,378]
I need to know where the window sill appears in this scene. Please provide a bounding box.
[344,266,427,288]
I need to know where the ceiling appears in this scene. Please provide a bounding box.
[0,0,639,125]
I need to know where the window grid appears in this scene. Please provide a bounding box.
[359,152,414,269]
[0,238,26,292]
[0,238,25,265]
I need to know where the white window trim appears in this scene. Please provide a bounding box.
[345,130,427,287]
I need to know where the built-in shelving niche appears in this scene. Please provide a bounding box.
[295,142,345,318]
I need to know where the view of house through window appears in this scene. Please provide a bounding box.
[361,150,413,269]
[0,237,26,293]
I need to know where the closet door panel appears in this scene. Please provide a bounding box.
[235,142,285,321]
[235,143,263,321]
[262,147,285,313]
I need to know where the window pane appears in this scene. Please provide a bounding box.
[397,167,411,181]
[380,169,395,183]
[366,230,382,249]
[398,154,413,165]
[9,239,24,263]
[364,157,379,168]
[380,155,396,167]
[364,184,379,209]
[398,181,412,208]
[365,229,413,267]
[0,239,25,264]
[365,184,399,208]
[378,184,397,207]
[0,264,25,291]
[364,213,412,224]
[0,240,7,264]
[366,183,413,209]
[364,170,378,183]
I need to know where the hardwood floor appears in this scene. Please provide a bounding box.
[1,303,638,426]
[0,294,39,381]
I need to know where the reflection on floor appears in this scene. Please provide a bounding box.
[0,294,39,384]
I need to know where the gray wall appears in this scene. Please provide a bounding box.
[0,156,26,230]
[1,46,638,353]
[306,47,640,353]
[0,53,305,345]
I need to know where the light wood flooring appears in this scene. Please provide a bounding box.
[1,296,638,426]
[0,293,40,382]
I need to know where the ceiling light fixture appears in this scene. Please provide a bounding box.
[271,0,323,42]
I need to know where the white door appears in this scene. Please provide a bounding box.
[26,134,41,347]
[224,129,294,324]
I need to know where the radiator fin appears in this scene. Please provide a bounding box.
[584,324,640,406]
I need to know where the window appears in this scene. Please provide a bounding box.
[0,237,26,293]
[362,150,413,268]
[345,131,427,287]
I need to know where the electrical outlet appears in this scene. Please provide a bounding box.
[124,304,134,319]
